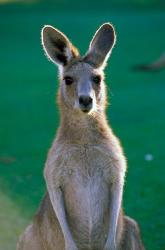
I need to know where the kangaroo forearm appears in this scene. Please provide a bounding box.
[107,182,123,244]
[46,183,74,243]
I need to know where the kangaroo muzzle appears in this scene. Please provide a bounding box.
[79,95,93,113]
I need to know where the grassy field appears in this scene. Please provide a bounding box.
[0,3,165,250]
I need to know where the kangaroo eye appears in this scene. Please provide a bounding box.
[64,76,74,85]
[92,75,101,85]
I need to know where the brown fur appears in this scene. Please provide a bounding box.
[17,23,145,250]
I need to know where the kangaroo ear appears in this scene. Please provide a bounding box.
[84,23,116,68]
[41,25,79,66]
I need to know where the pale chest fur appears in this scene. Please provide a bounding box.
[45,140,126,249]
[46,141,126,187]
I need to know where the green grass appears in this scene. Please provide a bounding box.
[0,3,165,250]
[0,190,29,250]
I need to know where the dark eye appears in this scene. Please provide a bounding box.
[64,76,74,85]
[92,75,101,85]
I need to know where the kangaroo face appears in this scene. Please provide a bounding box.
[60,61,105,114]
[41,23,116,114]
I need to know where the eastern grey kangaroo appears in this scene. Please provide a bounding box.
[133,51,165,71]
[17,23,145,250]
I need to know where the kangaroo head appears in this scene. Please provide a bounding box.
[41,23,116,115]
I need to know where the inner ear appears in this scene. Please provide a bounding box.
[84,23,116,68]
[41,25,79,66]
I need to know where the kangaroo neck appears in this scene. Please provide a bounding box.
[57,107,111,145]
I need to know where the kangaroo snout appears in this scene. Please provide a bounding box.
[79,95,93,112]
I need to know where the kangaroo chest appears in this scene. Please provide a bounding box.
[59,144,116,185]
[52,144,118,249]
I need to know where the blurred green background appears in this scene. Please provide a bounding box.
[0,0,165,249]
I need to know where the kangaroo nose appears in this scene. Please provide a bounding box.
[79,95,93,107]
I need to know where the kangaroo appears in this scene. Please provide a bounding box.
[133,51,165,71]
[17,23,145,250]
